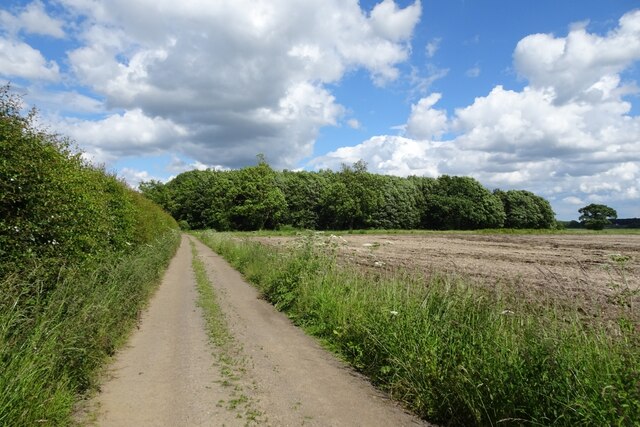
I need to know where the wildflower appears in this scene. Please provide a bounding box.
[390,310,398,316]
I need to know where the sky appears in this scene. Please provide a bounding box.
[1,0,639,220]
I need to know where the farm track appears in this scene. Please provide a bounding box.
[87,235,428,426]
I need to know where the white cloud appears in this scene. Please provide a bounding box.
[311,135,440,178]
[311,10,640,218]
[0,37,60,80]
[59,109,188,164]
[119,168,156,188]
[53,0,421,168]
[0,1,65,38]
[514,9,640,103]
[425,37,441,58]
[466,66,480,78]
[409,64,449,97]
[563,196,584,205]
[405,93,448,140]
[347,118,361,129]
[369,0,422,42]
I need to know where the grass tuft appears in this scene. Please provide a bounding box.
[189,238,265,425]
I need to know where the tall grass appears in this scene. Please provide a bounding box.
[0,231,180,426]
[195,231,640,426]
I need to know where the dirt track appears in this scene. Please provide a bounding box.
[88,235,428,426]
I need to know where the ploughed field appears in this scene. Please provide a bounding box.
[253,233,640,325]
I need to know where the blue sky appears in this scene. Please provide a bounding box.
[1,1,639,219]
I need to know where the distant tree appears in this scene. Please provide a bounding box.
[422,176,505,230]
[578,204,617,230]
[139,180,173,212]
[494,189,555,229]
[276,170,328,229]
[227,160,287,230]
[369,175,422,229]
[318,161,382,230]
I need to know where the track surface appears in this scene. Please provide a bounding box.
[91,235,428,426]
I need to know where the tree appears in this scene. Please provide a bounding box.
[227,160,287,230]
[494,189,555,229]
[578,204,617,230]
[422,176,505,230]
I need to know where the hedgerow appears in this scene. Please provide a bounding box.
[0,84,180,425]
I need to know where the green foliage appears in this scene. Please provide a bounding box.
[422,175,506,229]
[495,189,556,229]
[197,231,640,426]
[0,232,180,425]
[143,160,555,232]
[276,170,329,229]
[579,203,618,230]
[0,85,180,425]
[0,85,177,285]
[227,160,287,230]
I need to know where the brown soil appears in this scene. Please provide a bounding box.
[252,233,640,325]
[84,235,428,426]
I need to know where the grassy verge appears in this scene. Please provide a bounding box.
[0,231,180,426]
[189,239,264,425]
[195,230,639,426]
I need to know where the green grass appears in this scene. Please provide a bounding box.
[189,239,265,425]
[195,230,640,426]
[0,231,180,426]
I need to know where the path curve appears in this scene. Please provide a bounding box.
[90,234,430,426]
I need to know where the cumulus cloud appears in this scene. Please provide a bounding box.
[369,0,422,42]
[405,93,448,140]
[59,109,188,164]
[312,10,640,218]
[0,37,60,81]
[0,1,65,38]
[27,0,422,169]
[514,9,640,103]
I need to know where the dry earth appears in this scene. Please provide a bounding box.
[252,233,640,325]
[84,235,429,426]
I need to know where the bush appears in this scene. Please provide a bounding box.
[0,84,180,425]
[0,85,177,284]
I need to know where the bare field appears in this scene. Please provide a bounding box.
[253,233,640,324]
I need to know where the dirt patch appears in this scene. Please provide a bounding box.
[251,233,640,325]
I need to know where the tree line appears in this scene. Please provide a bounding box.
[141,159,557,231]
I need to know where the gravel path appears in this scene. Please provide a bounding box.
[89,235,429,426]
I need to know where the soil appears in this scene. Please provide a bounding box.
[252,233,640,325]
[85,235,429,426]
